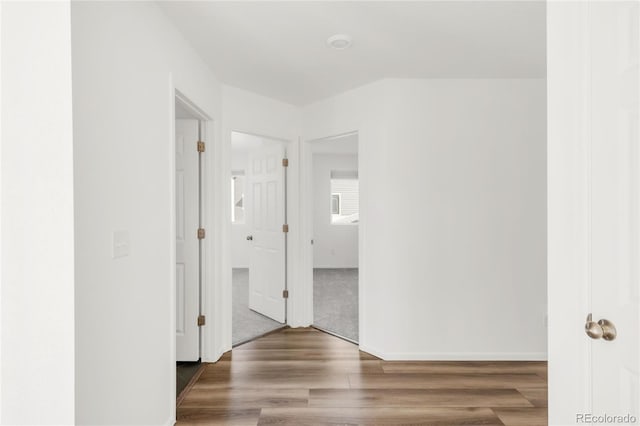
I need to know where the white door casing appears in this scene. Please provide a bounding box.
[589,1,639,419]
[548,1,640,424]
[247,142,286,323]
[176,119,200,361]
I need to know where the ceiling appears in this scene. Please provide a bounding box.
[160,1,546,106]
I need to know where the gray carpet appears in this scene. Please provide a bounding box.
[313,268,359,342]
[233,268,283,345]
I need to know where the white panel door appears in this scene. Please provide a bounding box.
[175,119,200,361]
[590,1,640,420]
[549,2,640,423]
[247,143,286,323]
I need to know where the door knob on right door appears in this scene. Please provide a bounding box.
[585,314,617,341]
[597,318,617,341]
[585,313,604,340]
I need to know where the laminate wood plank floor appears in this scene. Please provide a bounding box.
[177,327,547,426]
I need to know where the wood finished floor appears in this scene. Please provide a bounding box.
[177,328,547,426]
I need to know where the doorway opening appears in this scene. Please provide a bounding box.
[310,132,359,343]
[231,131,288,345]
[174,94,209,400]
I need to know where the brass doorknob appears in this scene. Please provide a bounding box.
[598,319,617,341]
[585,314,604,339]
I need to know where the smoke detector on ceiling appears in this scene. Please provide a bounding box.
[327,34,353,50]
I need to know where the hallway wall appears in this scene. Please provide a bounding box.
[303,78,547,360]
[1,2,75,424]
[71,2,222,425]
[71,7,304,422]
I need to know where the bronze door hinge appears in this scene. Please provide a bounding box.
[197,141,205,153]
[197,315,206,326]
[282,224,289,233]
[197,228,206,239]
[282,158,289,167]
[282,289,289,299]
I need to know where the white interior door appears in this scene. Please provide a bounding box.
[176,119,200,361]
[548,2,640,424]
[590,1,639,419]
[247,142,286,323]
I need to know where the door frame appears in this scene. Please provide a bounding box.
[224,130,297,347]
[299,131,365,346]
[170,87,215,404]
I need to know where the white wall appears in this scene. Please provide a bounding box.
[71,2,222,425]
[231,224,250,268]
[0,2,75,424]
[312,153,359,268]
[303,78,547,360]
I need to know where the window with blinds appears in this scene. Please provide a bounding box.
[330,170,359,225]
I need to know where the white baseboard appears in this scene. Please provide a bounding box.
[380,351,548,361]
[313,266,359,269]
[358,344,547,361]
[357,344,386,360]
[288,319,312,328]
[163,415,176,426]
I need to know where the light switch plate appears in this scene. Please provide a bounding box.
[113,230,130,259]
